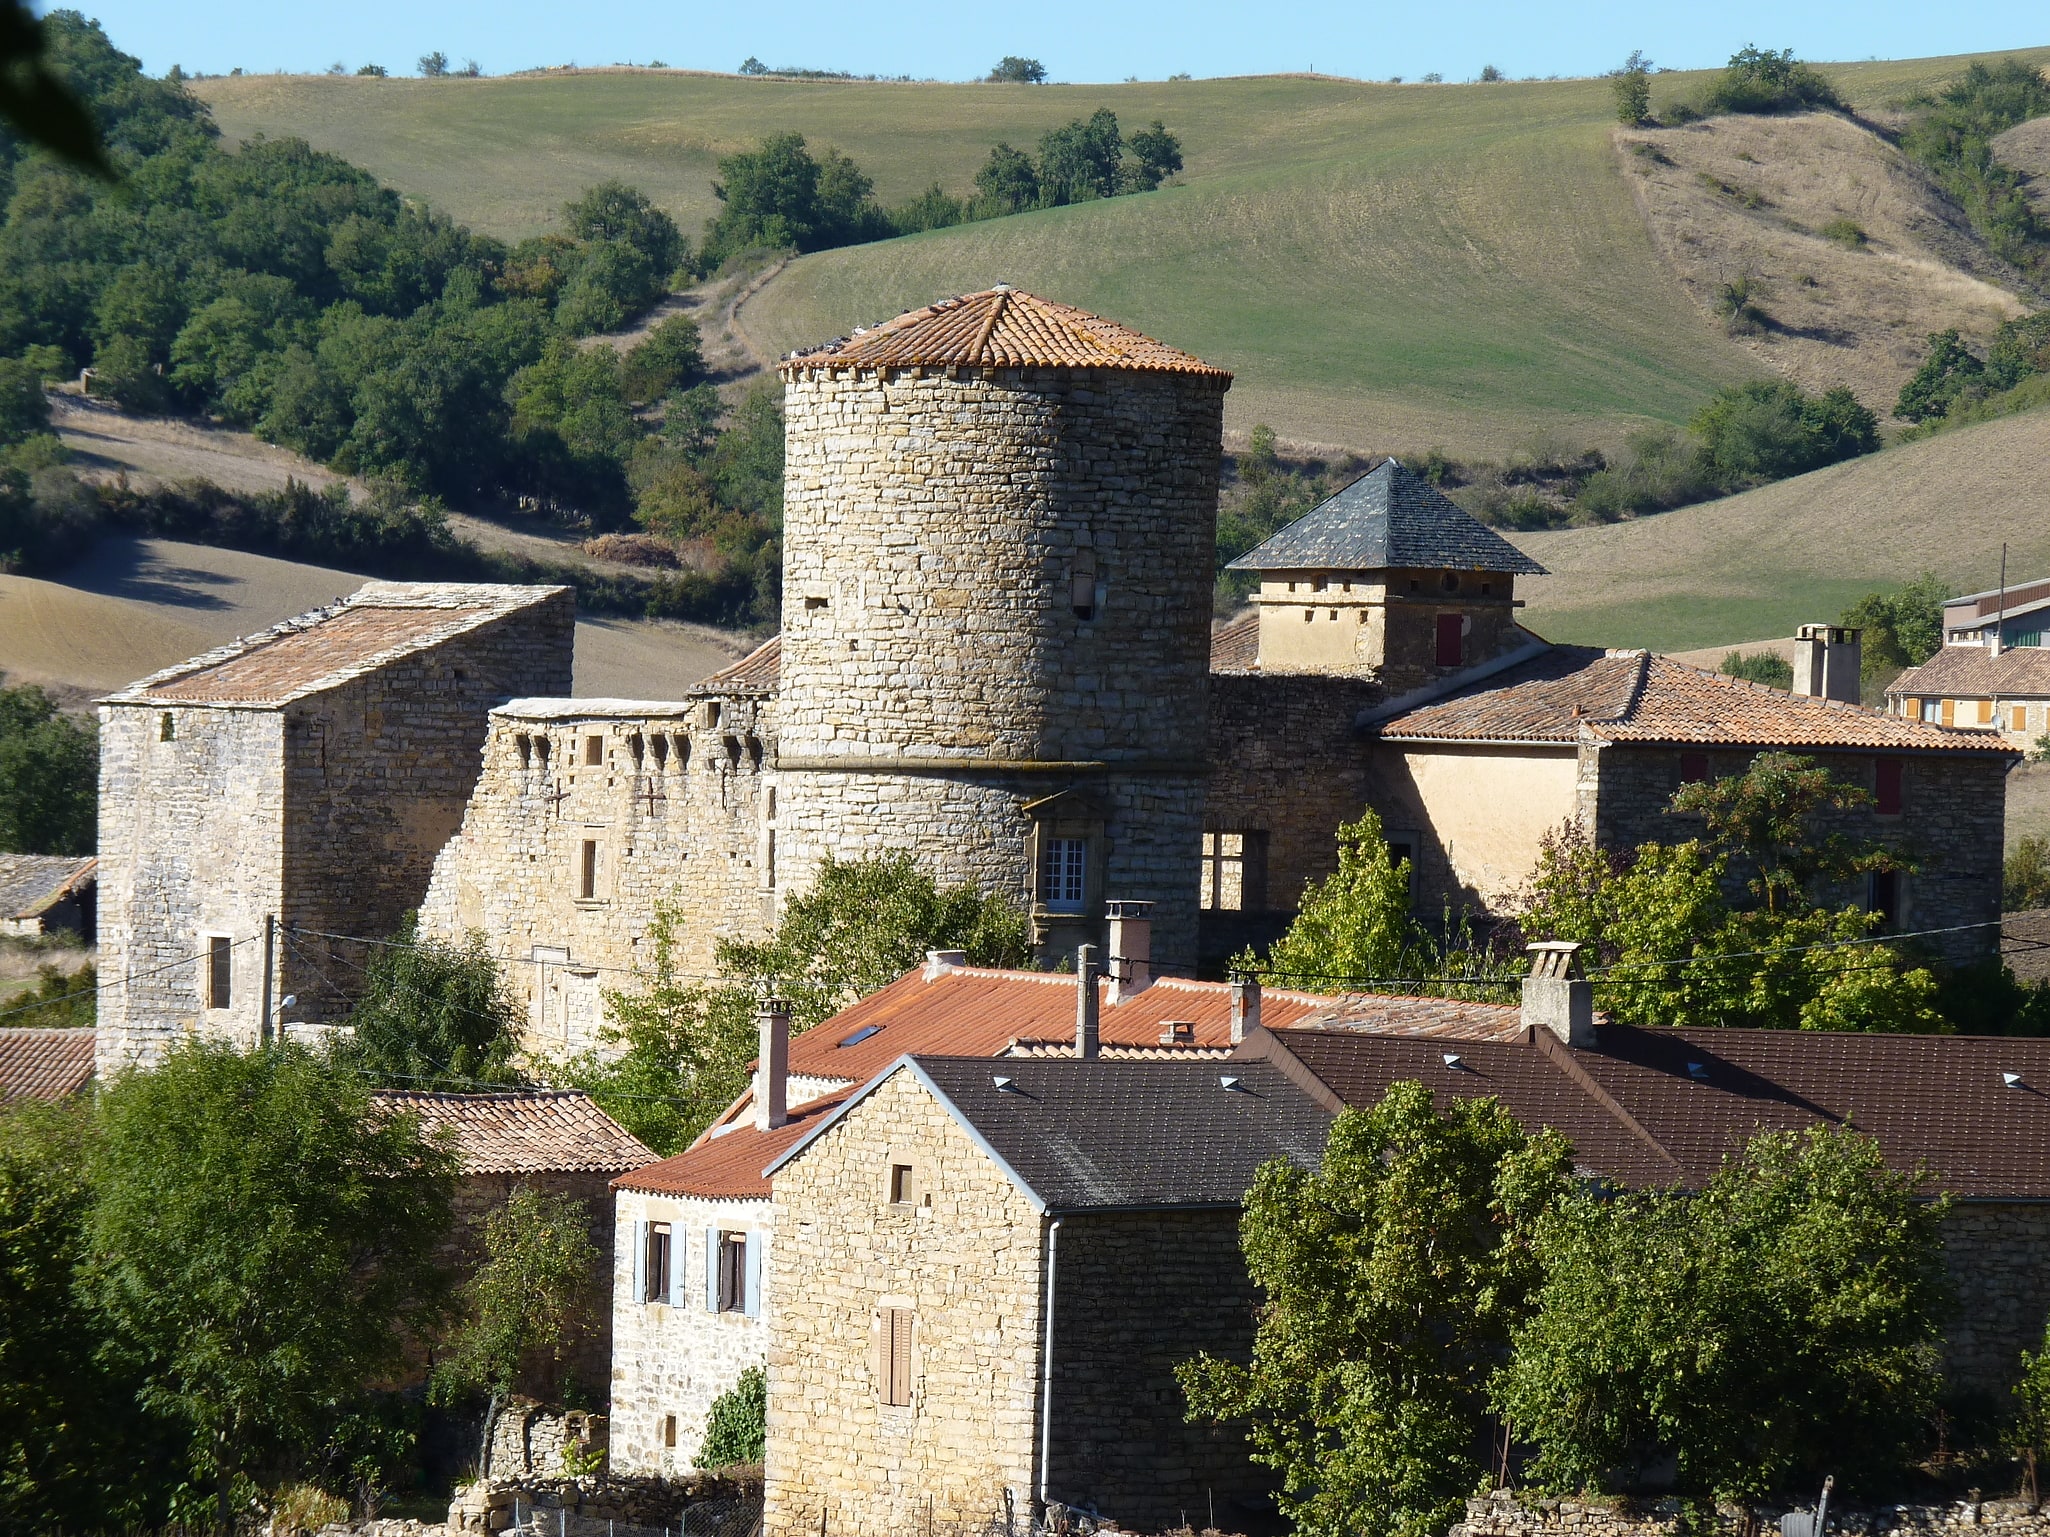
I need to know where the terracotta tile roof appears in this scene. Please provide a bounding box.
[1372,646,2017,754]
[111,582,568,708]
[614,1091,852,1200]
[1889,646,2050,699]
[1227,460,1546,576]
[374,1090,656,1175]
[1291,993,1535,1041]
[0,854,95,921]
[0,1027,94,1101]
[779,288,1231,380]
[693,635,780,694]
[1210,611,1261,673]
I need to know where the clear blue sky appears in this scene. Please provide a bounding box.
[50,0,2046,83]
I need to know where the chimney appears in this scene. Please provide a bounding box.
[754,997,791,1130]
[1791,624,1862,704]
[1105,900,1153,1005]
[923,948,967,981]
[1075,944,1101,1060]
[1229,975,1262,1046]
[1521,942,1594,1048]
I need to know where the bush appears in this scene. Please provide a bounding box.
[1820,217,1867,247]
[2010,836,2050,912]
[0,678,97,854]
[1720,650,1792,688]
[1689,378,1879,488]
[1572,426,1712,521]
[1693,45,1845,117]
[341,914,527,1090]
[1611,51,1653,126]
[695,1366,766,1468]
[1899,60,2050,270]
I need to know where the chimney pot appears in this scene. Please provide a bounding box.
[1229,975,1262,1045]
[754,997,791,1130]
[1105,900,1154,1005]
[1075,945,1101,1060]
[1792,624,1862,703]
[1521,942,1595,1049]
[923,948,968,981]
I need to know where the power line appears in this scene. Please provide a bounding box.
[0,932,264,1028]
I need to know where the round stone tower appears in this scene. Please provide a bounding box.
[775,287,1231,971]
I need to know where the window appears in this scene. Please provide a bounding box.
[715,1231,748,1313]
[663,1415,677,1449]
[1200,831,1269,912]
[580,840,599,899]
[1440,572,1460,593]
[805,595,829,611]
[1039,837,1087,913]
[206,935,232,1010]
[889,1163,917,1205]
[516,733,533,768]
[1903,699,1923,722]
[1980,699,1997,726]
[765,830,777,889]
[1868,869,1902,929]
[1875,758,1903,816]
[584,735,603,766]
[878,1307,915,1407]
[1434,613,1465,667]
[644,1223,672,1303]
[159,712,175,742]
[1070,551,1097,621]
[1679,752,1710,784]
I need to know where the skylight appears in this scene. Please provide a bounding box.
[838,1023,882,1048]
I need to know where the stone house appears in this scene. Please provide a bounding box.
[0,853,96,939]
[95,581,574,1076]
[1242,978,2050,1395]
[1885,574,2050,749]
[380,1088,655,1395]
[758,1054,1332,1537]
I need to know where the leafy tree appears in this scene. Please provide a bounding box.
[1478,65,1504,83]
[1670,750,1894,914]
[0,351,51,446]
[1689,379,1879,488]
[6,960,95,1026]
[2013,1316,2050,1505]
[621,313,703,405]
[562,179,685,280]
[973,142,1041,214]
[700,133,888,264]
[0,676,96,853]
[1612,50,1653,126]
[1987,311,2050,389]
[432,1187,599,1461]
[0,0,110,173]
[1125,120,1183,189]
[88,1040,456,1534]
[1899,60,2050,270]
[737,57,768,76]
[1497,1123,1948,1505]
[889,181,966,233]
[987,56,1047,84]
[1840,573,1947,687]
[356,63,388,77]
[418,51,448,78]
[696,1365,766,1468]
[2009,836,2050,912]
[1695,45,1844,117]
[1896,328,1987,421]
[1258,808,1427,988]
[92,330,170,411]
[341,913,526,1090]
[1036,108,1125,204]
[1180,1081,1574,1537]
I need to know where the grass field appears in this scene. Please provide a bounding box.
[196,49,2050,456]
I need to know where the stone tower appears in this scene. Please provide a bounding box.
[775,287,1231,972]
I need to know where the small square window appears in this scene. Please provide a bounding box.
[584,735,604,766]
[890,1163,916,1205]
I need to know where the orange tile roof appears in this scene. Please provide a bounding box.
[374,1090,656,1175]
[1889,646,2050,699]
[693,635,781,694]
[1373,646,2017,754]
[0,1027,94,1101]
[615,1090,852,1200]
[1210,611,1260,673]
[780,288,1231,379]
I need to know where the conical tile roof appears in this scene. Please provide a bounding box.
[780,287,1231,378]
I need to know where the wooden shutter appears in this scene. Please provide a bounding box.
[1941,698,1955,726]
[1875,758,1903,816]
[631,1220,647,1303]
[705,1228,720,1312]
[888,1309,914,1405]
[743,1232,762,1318]
[668,1226,689,1308]
[2014,705,2028,733]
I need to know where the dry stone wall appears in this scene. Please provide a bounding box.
[1453,1492,2050,1537]
[1942,1201,2050,1394]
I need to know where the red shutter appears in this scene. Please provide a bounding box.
[1875,758,1903,816]
[1434,614,1464,667]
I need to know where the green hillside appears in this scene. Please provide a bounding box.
[196,51,2050,455]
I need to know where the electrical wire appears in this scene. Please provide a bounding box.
[0,931,264,1027]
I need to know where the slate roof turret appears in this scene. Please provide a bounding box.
[1226,459,1546,576]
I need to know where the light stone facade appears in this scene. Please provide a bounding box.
[609,1187,771,1472]
[95,584,573,1075]
[1250,567,1528,689]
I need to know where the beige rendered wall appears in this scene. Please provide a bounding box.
[765,1069,1045,1537]
[1369,745,1580,910]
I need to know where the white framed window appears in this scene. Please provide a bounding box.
[1039,837,1087,913]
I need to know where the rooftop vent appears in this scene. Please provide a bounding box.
[1442,1053,1465,1069]
[993,1075,1019,1093]
[1686,1062,1709,1082]
[1220,1074,1245,1092]
[2005,1071,2026,1089]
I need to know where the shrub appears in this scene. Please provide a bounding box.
[620,314,703,405]
[1896,328,1987,421]
[1714,274,1769,334]
[1720,650,1792,688]
[1689,378,1879,488]
[1899,60,2050,270]
[1820,217,1867,247]
[340,913,527,1090]
[1694,45,1845,117]
[1612,53,1654,126]
[418,51,449,78]
[696,1366,766,1468]
[1479,64,1504,82]
[2009,837,2050,912]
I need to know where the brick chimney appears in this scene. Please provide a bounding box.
[1075,944,1101,1060]
[1791,624,1862,703]
[1105,900,1153,1005]
[754,997,791,1130]
[1521,942,1594,1048]
[1229,975,1262,1045]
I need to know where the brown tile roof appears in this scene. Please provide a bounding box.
[0,1027,94,1101]
[693,635,781,694]
[1373,646,2016,754]
[110,582,567,708]
[1291,993,1535,1041]
[780,288,1231,380]
[1889,646,2050,699]
[0,855,95,921]
[615,1091,852,1200]
[1210,611,1260,673]
[374,1090,656,1175]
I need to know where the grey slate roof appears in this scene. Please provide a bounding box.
[0,854,95,921]
[910,1056,1332,1211]
[1226,459,1547,576]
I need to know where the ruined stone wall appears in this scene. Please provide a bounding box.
[1452,1492,2050,1537]
[765,1069,1045,1537]
[1047,1210,1271,1533]
[776,364,1226,974]
[417,691,773,1057]
[1941,1201,2050,1395]
[610,1189,772,1474]
[96,704,284,1074]
[1587,743,2008,963]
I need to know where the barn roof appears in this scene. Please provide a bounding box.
[0,1027,94,1102]
[375,1089,655,1175]
[0,854,95,921]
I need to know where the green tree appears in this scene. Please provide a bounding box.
[1896,329,1987,421]
[973,142,1041,214]
[1689,379,1879,489]
[341,913,526,1090]
[0,352,50,447]
[88,1041,456,1534]
[1697,45,1844,116]
[987,56,1047,83]
[432,1187,599,1462]
[1180,1081,1574,1537]
[2013,1316,2050,1505]
[0,0,111,172]
[1719,649,1791,688]
[1258,808,1427,988]
[696,1365,766,1468]
[1125,120,1183,189]
[417,50,448,78]
[1036,109,1125,204]
[621,313,703,405]
[700,133,887,263]
[1899,60,2050,270]
[0,676,96,853]
[2009,836,2050,911]
[1497,1123,1948,1505]
[562,180,685,280]
[1670,749,1896,914]
[1612,50,1654,126]
[1840,573,1947,687]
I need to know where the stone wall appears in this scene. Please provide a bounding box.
[776,364,1227,974]
[1250,570,1526,692]
[610,1188,772,1473]
[1452,1492,2050,1537]
[1942,1201,2050,1395]
[484,1402,607,1481]
[1586,744,2009,964]
[445,1469,761,1534]
[1365,743,1579,913]
[765,1068,1046,1537]
[418,688,774,1056]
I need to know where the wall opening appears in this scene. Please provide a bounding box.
[584,735,603,766]
[1876,757,1904,816]
[580,840,599,900]
[878,1307,915,1406]
[643,1223,671,1303]
[716,1232,748,1313]
[1070,551,1098,621]
[889,1163,916,1205]
[663,1414,677,1449]
[206,935,232,1010]
[1434,613,1464,667]
[1200,831,1269,912]
[159,712,175,742]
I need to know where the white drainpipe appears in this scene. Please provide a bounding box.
[1037,1216,1064,1514]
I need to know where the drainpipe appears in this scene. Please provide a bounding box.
[1037,1215,1063,1516]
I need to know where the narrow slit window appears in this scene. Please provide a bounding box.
[580,840,599,899]
[1039,837,1087,914]
[159,712,175,742]
[765,829,777,889]
[663,1414,677,1449]
[1070,551,1097,621]
[1875,758,1904,816]
[206,935,232,1010]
